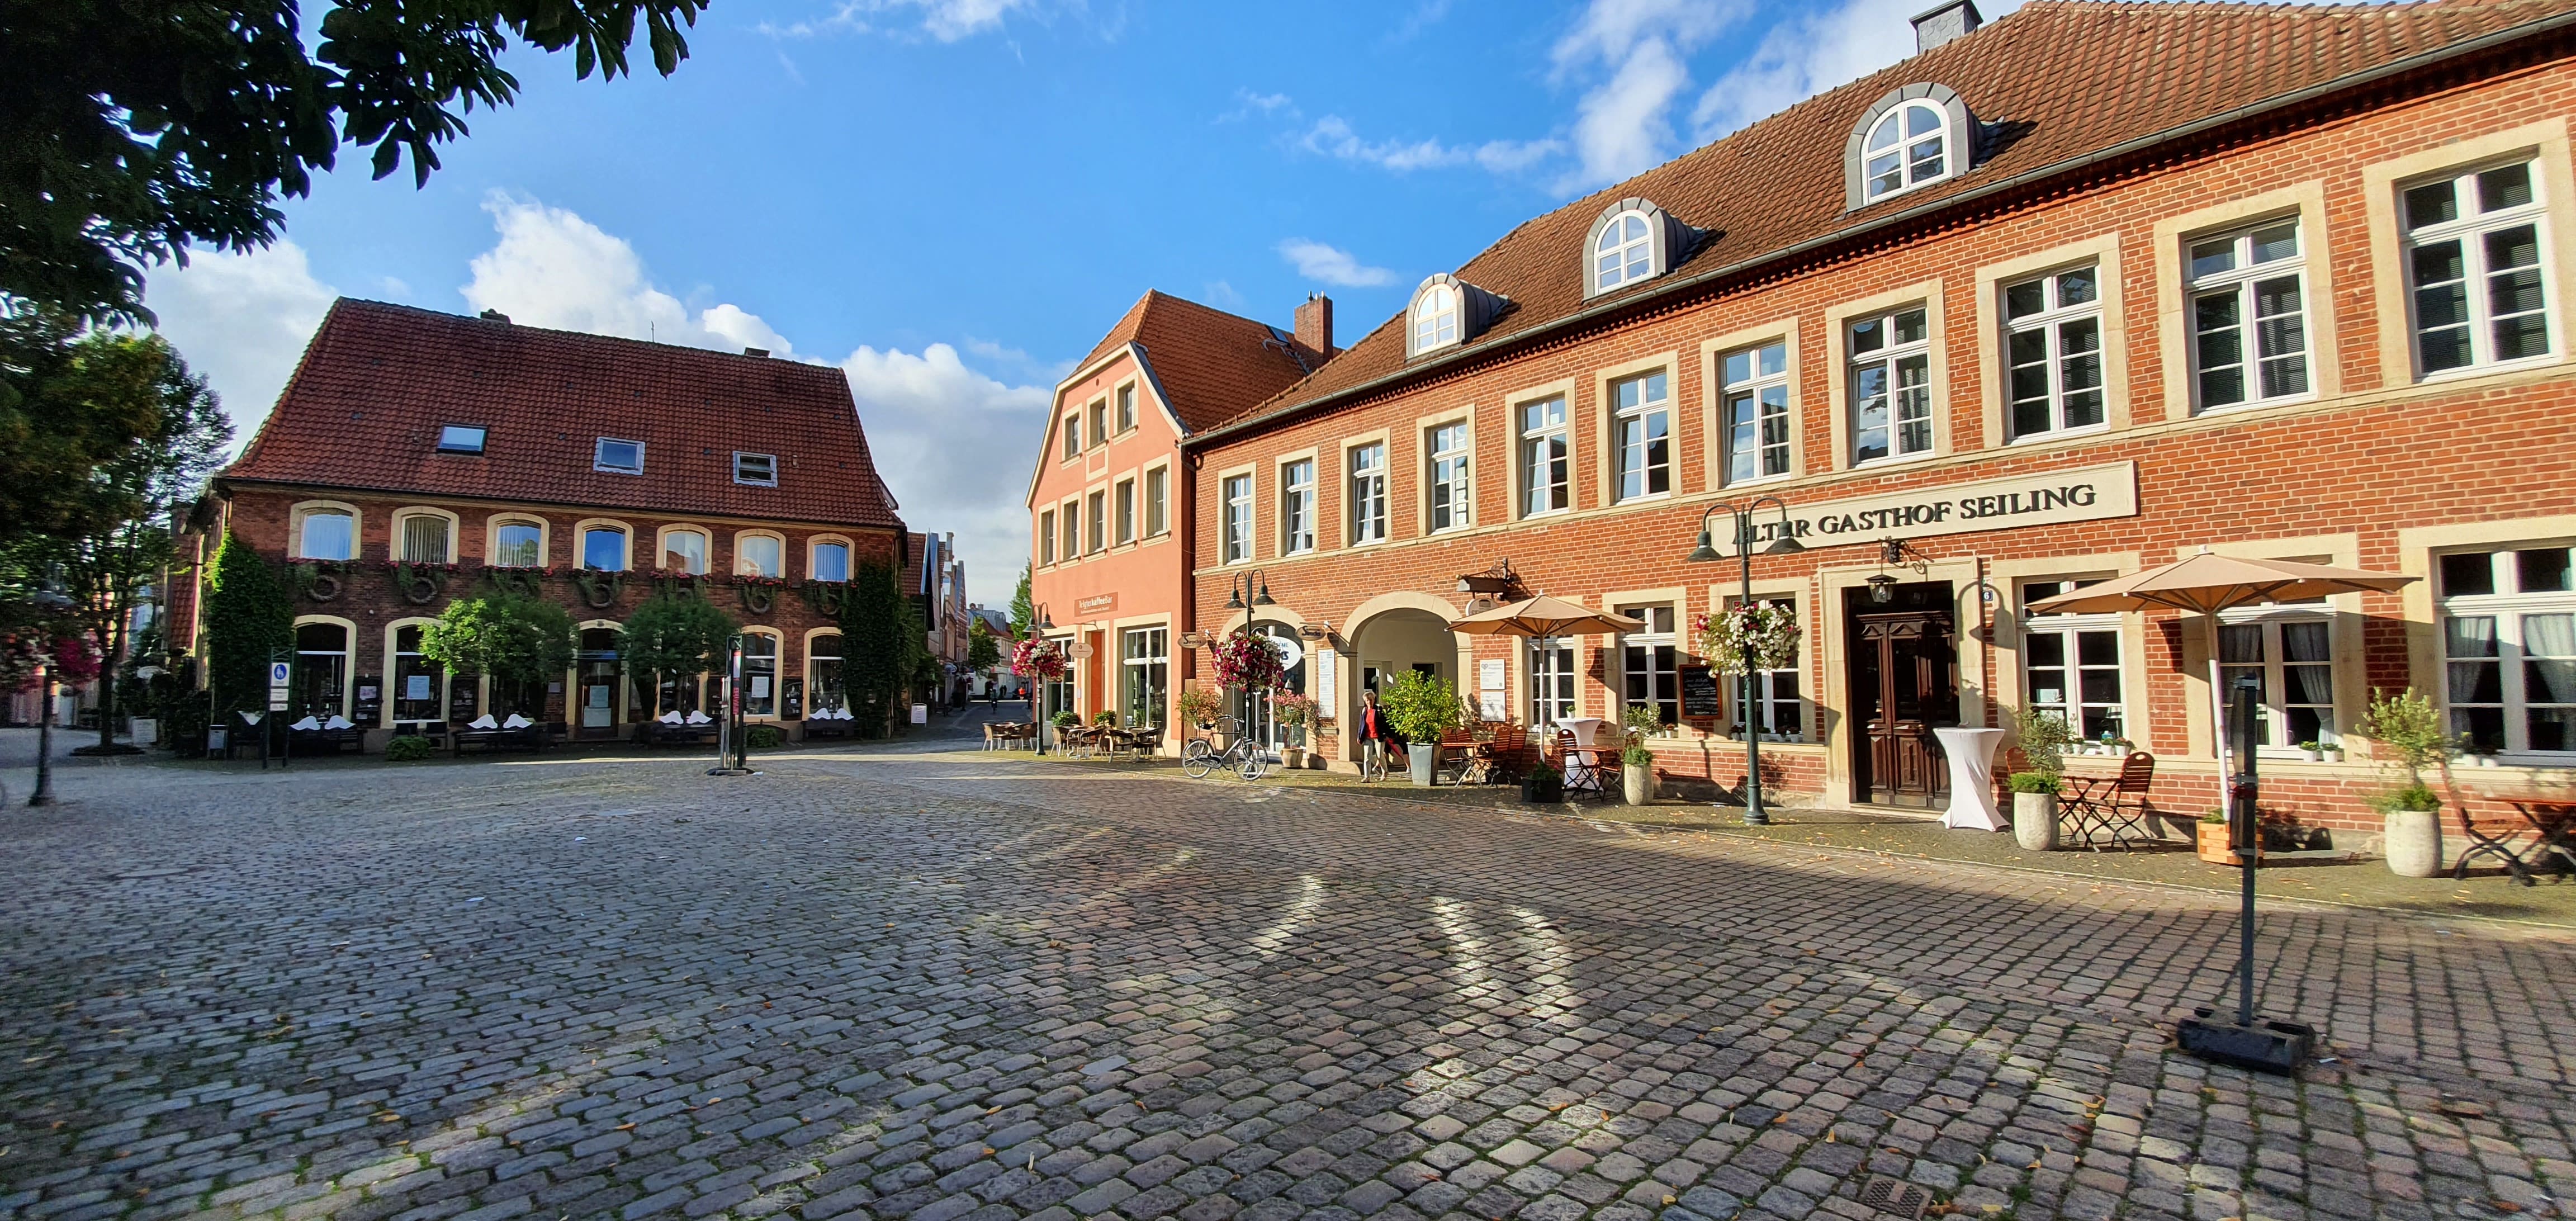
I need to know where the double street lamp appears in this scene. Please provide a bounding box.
[1684,496,1805,825]
[1220,570,1276,633]
[26,582,76,807]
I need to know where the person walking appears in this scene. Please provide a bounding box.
[1357,689,1405,778]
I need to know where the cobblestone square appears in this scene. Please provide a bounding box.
[3,744,2573,1221]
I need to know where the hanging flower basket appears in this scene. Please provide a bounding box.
[1013,637,1068,680]
[1694,603,1800,674]
[1209,633,1286,690]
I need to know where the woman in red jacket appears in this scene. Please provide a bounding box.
[1357,689,1405,778]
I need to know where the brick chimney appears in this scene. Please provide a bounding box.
[1294,294,1334,359]
[1911,0,1982,53]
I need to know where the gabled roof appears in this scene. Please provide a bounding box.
[1203,0,2576,438]
[1071,290,1315,434]
[224,299,905,530]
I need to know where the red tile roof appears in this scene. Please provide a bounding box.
[223,299,905,529]
[1203,0,2576,437]
[1074,291,1315,434]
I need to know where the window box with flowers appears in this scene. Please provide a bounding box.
[735,572,789,616]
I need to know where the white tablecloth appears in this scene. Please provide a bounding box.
[1934,727,2008,831]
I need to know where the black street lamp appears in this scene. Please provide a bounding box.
[1684,497,1806,825]
[1221,570,1276,635]
[27,582,76,807]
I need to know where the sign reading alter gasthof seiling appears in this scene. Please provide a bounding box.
[1725,461,2138,549]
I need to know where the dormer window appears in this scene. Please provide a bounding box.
[1846,84,1974,210]
[733,452,777,486]
[1413,285,1459,352]
[436,425,486,454]
[1594,211,1654,292]
[1405,273,1508,359]
[594,438,643,474]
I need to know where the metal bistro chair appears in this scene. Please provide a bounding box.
[1554,729,1621,802]
[2063,751,2158,850]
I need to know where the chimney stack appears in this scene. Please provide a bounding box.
[479,309,511,323]
[1294,294,1334,359]
[1911,0,1981,53]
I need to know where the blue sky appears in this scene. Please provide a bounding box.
[147,0,2035,603]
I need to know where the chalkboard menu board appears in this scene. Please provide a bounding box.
[1679,665,1723,719]
[449,682,479,723]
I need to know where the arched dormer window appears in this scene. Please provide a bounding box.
[1404,274,1508,359]
[1845,84,1975,210]
[1580,198,1699,300]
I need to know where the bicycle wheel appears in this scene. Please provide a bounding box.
[1238,751,1268,782]
[1182,740,1216,779]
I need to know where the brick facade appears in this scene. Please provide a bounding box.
[1180,27,2576,834]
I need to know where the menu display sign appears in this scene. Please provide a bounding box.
[1679,665,1723,720]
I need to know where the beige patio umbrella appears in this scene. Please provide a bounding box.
[1447,595,1644,638]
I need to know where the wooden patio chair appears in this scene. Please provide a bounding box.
[2064,751,2157,850]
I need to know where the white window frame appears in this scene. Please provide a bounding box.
[1038,509,1057,566]
[735,531,785,579]
[1847,306,1934,465]
[1115,383,1136,434]
[2019,580,2127,746]
[2002,265,2108,440]
[1348,443,1388,546]
[1611,371,1671,503]
[1720,342,1791,486]
[292,504,358,561]
[809,536,852,583]
[1616,604,1679,729]
[733,452,778,486]
[1280,460,1316,556]
[2402,157,2558,378]
[1530,637,1575,728]
[393,510,456,564]
[1221,474,1253,564]
[1427,423,1471,533]
[2437,545,2576,760]
[1862,100,1952,203]
[1085,490,1106,555]
[2216,607,2339,754]
[1593,210,1654,293]
[1519,397,1570,518]
[1123,627,1169,729]
[578,522,632,572]
[1115,477,1137,546]
[489,516,547,568]
[1413,285,1459,353]
[658,526,711,574]
[594,437,645,475]
[2187,219,2313,411]
[1088,399,1110,449]
[1144,464,1169,538]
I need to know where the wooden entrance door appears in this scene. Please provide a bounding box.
[1849,606,1959,807]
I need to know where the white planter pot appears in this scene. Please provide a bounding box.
[2013,792,2060,851]
[2321,749,2343,764]
[129,717,157,744]
[2473,755,2500,768]
[2302,749,2323,763]
[1282,747,1308,770]
[2385,808,2443,878]
[1623,766,1652,806]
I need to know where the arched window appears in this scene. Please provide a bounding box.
[391,622,443,727]
[737,532,784,579]
[581,524,628,571]
[1847,86,1971,208]
[661,528,709,574]
[1594,210,1654,292]
[490,517,545,567]
[394,510,454,563]
[296,508,355,560]
[293,621,351,718]
[1412,285,1459,352]
[808,632,845,713]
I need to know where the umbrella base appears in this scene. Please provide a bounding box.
[2177,1009,2314,1075]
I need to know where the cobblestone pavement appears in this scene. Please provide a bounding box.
[3,744,2574,1221]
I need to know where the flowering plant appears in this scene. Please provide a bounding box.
[1012,637,1068,680]
[1271,692,1319,728]
[1208,632,1286,690]
[1694,602,1800,674]
[1,628,98,694]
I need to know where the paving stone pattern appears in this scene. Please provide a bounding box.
[1,748,2573,1221]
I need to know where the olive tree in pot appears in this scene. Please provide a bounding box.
[2357,688,2456,878]
[1379,670,1464,787]
[1620,704,1662,805]
[2008,704,2074,851]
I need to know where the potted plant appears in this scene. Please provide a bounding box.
[1379,669,1465,786]
[1093,709,1119,727]
[2321,740,2345,764]
[2468,741,2502,769]
[1621,740,1655,805]
[2298,740,2323,763]
[2195,808,2250,865]
[2356,688,2455,877]
[1177,686,1224,732]
[1273,693,1317,769]
[1522,759,1564,803]
[2008,704,2073,850]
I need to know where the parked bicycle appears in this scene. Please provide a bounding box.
[1182,715,1270,780]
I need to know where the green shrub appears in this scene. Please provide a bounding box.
[1052,710,1082,729]
[383,735,434,762]
[1379,669,1465,744]
[1620,703,1664,739]
[1621,742,1653,768]
[2365,783,2440,815]
[1093,709,1119,726]
[2006,771,2059,794]
[2010,703,2072,781]
[746,724,784,749]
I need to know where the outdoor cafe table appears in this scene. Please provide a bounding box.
[1555,717,1612,794]
[2465,801,2576,884]
[1933,726,2007,831]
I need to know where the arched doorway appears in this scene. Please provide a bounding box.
[1240,621,1308,751]
[1351,607,1455,701]
[576,626,622,739]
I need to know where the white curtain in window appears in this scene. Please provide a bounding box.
[2447,616,2498,702]
[2525,613,2576,702]
[2281,621,2332,704]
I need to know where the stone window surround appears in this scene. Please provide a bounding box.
[288,499,362,561]
[389,505,460,564]
[2361,118,2576,390]
[1590,351,1680,508]
[1972,233,2132,442]
[1824,277,1950,472]
[1414,407,1474,537]
[2151,182,2341,422]
[1698,317,1803,491]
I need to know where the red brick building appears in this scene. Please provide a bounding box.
[1180,0,2576,831]
[183,299,908,747]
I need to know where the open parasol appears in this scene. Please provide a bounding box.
[1447,595,1644,638]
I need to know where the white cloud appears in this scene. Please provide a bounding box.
[1297,116,1564,176]
[1692,0,1975,141]
[1549,0,1744,191]
[838,343,1052,599]
[1276,239,1398,289]
[758,0,1040,41]
[142,240,339,442]
[461,192,796,357]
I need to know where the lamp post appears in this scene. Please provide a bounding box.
[26,583,76,807]
[1683,496,1806,825]
[1220,570,1278,733]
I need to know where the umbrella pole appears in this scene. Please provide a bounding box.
[2204,612,2255,1027]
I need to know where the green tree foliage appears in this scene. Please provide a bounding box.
[419,594,575,688]
[200,528,292,714]
[839,561,907,737]
[0,311,166,544]
[1008,563,1034,637]
[966,617,1001,673]
[13,333,231,749]
[3,0,707,324]
[618,592,735,701]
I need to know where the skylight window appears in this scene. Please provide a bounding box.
[734,452,778,486]
[595,438,644,474]
[436,425,487,453]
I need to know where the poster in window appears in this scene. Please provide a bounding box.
[782,678,803,721]
[405,675,433,701]
[1679,665,1723,719]
[750,675,771,699]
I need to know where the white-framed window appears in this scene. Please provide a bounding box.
[1617,604,1678,728]
[2004,266,2106,438]
[2404,159,2555,376]
[1144,466,1168,537]
[1594,210,1654,292]
[1520,397,1570,516]
[1088,399,1109,448]
[2019,579,2126,744]
[1059,500,1079,562]
[1116,384,1136,433]
[661,528,709,574]
[1123,627,1169,729]
[1723,594,1803,740]
[1221,474,1253,564]
[396,513,452,564]
[1115,477,1136,546]
[1863,100,1950,202]
[296,507,356,561]
[581,525,628,571]
[1849,306,1933,463]
[594,438,644,475]
[436,425,486,454]
[1428,424,1471,533]
[1348,444,1388,545]
[2440,544,2576,757]
[391,623,443,725]
[1721,342,1790,485]
[292,620,352,720]
[2219,610,2337,752]
[741,632,779,718]
[1413,284,1459,352]
[1530,637,1575,727]
[811,539,850,583]
[491,519,543,567]
[733,452,777,486]
[1280,460,1315,555]
[2189,220,2311,409]
[1063,414,1080,460]
[1086,490,1106,555]
[808,632,845,712]
[1611,370,1670,501]
[737,534,783,579]
[1038,510,1057,566]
